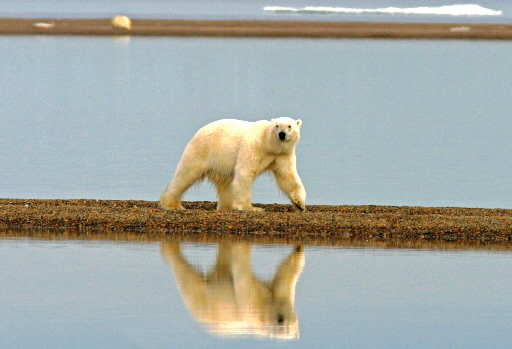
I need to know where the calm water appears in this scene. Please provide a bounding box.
[1,238,511,348]
[1,36,512,208]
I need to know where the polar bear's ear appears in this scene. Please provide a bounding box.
[296,119,302,128]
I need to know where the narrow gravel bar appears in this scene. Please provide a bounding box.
[2,199,512,245]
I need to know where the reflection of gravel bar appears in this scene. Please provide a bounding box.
[1,199,512,244]
[1,18,512,39]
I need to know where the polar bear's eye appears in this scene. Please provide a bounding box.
[288,125,292,129]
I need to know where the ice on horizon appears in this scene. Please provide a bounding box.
[264,4,503,17]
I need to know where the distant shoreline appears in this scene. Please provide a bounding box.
[2,18,512,39]
[2,199,512,246]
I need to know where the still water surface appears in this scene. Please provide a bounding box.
[1,37,512,208]
[1,238,511,348]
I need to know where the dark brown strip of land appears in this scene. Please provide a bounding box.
[2,18,512,40]
[1,199,512,245]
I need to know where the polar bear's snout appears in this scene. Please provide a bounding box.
[279,131,287,141]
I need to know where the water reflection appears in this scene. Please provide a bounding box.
[161,242,304,340]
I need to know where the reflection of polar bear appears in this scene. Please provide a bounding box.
[160,117,306,211]
[161,242,305,340]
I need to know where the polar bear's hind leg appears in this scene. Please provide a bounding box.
[160,159,207,210]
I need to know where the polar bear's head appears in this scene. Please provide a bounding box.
[271,117,302,143]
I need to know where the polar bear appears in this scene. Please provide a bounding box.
[160,117,306,211]
[161,242,305,339]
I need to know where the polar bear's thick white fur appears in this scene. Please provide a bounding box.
[161,242,305,339]
[160,117,306,211]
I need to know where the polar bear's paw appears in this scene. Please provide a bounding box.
[231,203,264,212]
[251,206,265,212]
[290,189,306,212]
[160,198,185,211]
[293,201,306,211]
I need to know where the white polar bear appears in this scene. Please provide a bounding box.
[160,117,306,211]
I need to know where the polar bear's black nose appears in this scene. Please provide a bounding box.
[279,132,286,140]
[277,314,285,324]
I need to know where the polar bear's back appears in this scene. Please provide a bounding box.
[198,118,267,136]
[192,119,268,150]
[198,119,252,139]
[183,119,268,180]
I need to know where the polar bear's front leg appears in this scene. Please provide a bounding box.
[278,174,306,211]
[230,170,263,211]
[272,157,306,211]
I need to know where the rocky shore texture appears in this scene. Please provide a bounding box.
[2,18,512,40]
[1,199,512,246]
